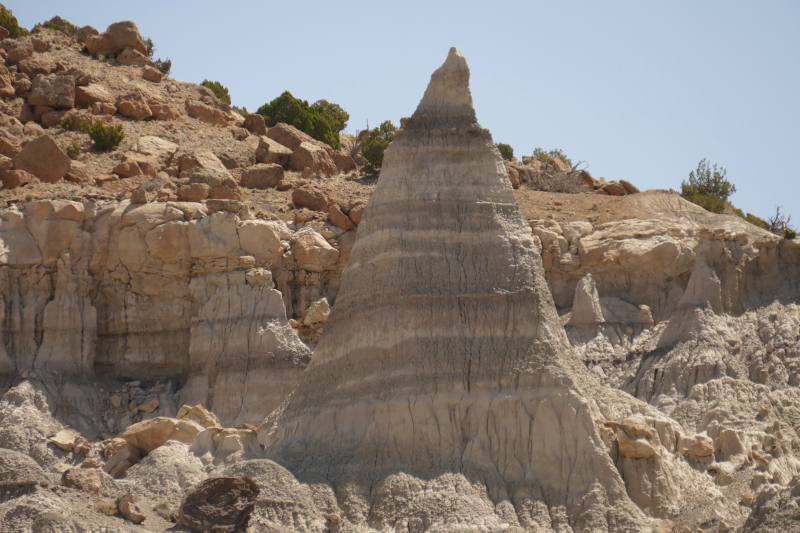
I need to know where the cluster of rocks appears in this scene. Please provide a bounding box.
[0,18,360,198]
[579,169,642,196]
[503,153,642,196]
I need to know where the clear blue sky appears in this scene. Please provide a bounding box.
[11,1,800,221]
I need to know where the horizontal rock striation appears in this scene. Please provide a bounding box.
[0,199,322,426]
[261,48,669,530]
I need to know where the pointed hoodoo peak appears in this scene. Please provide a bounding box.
[413,46,475,120]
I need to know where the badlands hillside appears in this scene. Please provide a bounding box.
[1,8,800,533]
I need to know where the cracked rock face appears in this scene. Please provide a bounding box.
[260,47,654,530]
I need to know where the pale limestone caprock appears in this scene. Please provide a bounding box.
[260,47,662,531]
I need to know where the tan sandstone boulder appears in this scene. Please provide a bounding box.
[120,417,202,455]
[289,141,337,176]
[117,92,152,119]
[85,21,148,57]
[255,136,292,167]
[244,113,267,135]
[241,164,283,189]
[74,84,115,106]
[291,186,331,212]
[28,74,75,109]
[294,227,339,272]
[116,47,154,68]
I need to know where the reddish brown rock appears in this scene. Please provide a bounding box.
[116,47,154,68]
[95,174,119,186]
[0,26,8,41]
[117,92,152,119]
[112,161,143,178]
[117,494,146,524]
[0,138,21,157]
[177,183,211,202]
[92,102,117,116]
[244,113,267,135]
[275,180,292,191]
[1,169,35,189]
[11,135,71,183]
[208,186,243,201]
[289,142,337,176]
[505,164,520,189]
[255,136,292,167]
[619,179,640,195]
[579,170,599,190]
[265,122,323,152]
[149,103,179,120]
[65,161,89,183]
[547,157,570,172]
[292,186,331,212]
[179,477,259,533]
[332,151,358,173]
[241,164,283,189]
[142,66,163,83]
[103,444,140,478]
[186,100,231,126]
[130,189,149,204]
[31,36,50,53]
[85,21,147,57]
[6,42,33,64]
[348,203,366,225]
[16,57,56,78]
[62,467,101,494]
[601,181,627,196]
[0,67,14,99]
[329,203,356,230]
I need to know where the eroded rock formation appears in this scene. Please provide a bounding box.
[259,47,679,531]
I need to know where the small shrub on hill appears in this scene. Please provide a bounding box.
[681,159,735,214]
[257,91,345,150]
[0,7,27,38]
[313,100,349,132]
[155,58,172,76]
[534,148,573,168]
[496,143,513,161]
[145,37,172,76]
[83,121,125,151]
[362,121,397,173]
[61,140,81,159]
[201,80,231,105]
[34,21,63,33]
[60,115,74,131]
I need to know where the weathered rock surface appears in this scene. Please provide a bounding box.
[11,135,71,183]
[116,493,145,523]
[179,477,259,533]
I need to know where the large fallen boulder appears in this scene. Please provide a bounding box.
[11,135,71,183]
[289,141,337,176]
[85,21,148,57]
[255,136,292,167]
[179,477,259,533]
[28,74,75,109]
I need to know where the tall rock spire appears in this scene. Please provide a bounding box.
[260,48,652,531]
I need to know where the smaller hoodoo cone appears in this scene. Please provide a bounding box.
[260,47,652,531]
